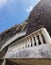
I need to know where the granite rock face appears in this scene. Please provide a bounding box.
[27,0,51,36]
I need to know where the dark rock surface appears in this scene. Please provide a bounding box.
[27,0,51,36]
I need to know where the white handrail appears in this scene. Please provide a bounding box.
[6,28,51,53]
[41,28,51,45]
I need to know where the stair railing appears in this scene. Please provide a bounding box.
[6,28,51,52]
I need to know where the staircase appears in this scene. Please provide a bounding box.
[1,28,51,65]
[4,28,51,58]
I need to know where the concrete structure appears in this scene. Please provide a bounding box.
[3,28,51,58]
[1,28,51,65]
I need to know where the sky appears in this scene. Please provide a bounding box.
[0,0,40,32]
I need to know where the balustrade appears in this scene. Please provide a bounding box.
[6,28,51,53]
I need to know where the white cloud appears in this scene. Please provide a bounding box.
[0,0,14,7]
[0,0,8,7]
[26,5,34,13]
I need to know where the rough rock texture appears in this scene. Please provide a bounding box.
[27,0,51,36]
[4,44,51,58]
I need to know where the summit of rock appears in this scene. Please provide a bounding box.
[27,0,51,36]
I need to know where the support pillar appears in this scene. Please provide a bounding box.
[31,35,35,46]
[34,34,38,45]
[26,38,29,48]
[38,33,44,44]
[2,59,6,65]
[42,28,51,45]
[28,37,31,47]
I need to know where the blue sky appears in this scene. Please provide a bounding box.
[0,0,40,32]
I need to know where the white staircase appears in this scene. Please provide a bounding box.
[4,28,51,58]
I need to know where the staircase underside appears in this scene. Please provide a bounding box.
[0,59,51,65]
